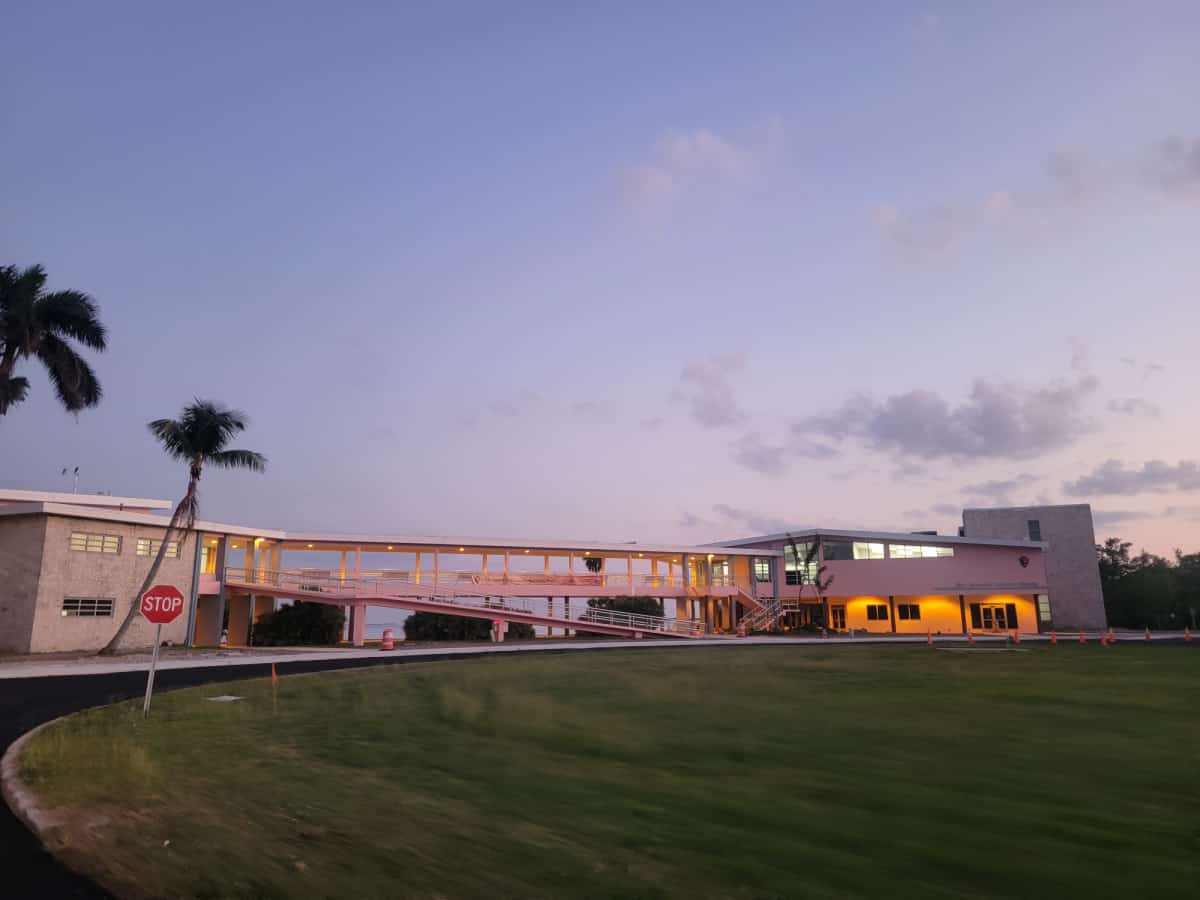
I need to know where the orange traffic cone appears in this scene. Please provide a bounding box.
[1079,631,1087,644]
[927,630,933,646]
[1106,628,1115,645]
[967,631,975,644]
[1012,629,1021,644]
[1050,630,1057,645]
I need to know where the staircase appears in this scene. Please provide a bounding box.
[740,597,783,632]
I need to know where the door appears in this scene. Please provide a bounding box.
[830,605,846,631]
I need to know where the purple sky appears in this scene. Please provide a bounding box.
[3,3,1199,555]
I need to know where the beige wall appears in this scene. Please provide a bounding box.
[30,515,198,653]
[0,516,48,653]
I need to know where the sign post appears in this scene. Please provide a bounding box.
[140,584,186,717]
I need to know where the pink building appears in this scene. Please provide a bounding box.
[0,489,1102,653]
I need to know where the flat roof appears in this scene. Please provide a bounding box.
[710,528,1045,551]
[0,502,285,541]
[281,532,772,557]
[0,488,171,510]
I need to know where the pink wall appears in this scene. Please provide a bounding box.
[817,544,1047,598]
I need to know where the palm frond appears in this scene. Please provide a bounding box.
[37,290,107,350]
[0,376,30,413]
[147,418,193,459]
[36,334,102,411]
[181,399,249,454]
[206,448,267,472]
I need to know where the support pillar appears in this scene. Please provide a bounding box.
[433,549,440,590]
[354,546,362,578]
[888,595,897,633]
[414,551,421,584]
[340,550,347,584]
[675,597,689,619]
[547,597,553,637]
[627,554,634,595]
[349,605,365,647]
[958,594,967,633]
[503,551,510,582]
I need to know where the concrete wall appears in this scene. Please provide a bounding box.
[29,514,198,652]
[962,504,1106,630]
[0,516,47,653]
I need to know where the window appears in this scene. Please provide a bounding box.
[1027,520,1042,541]
[866,604,890,621]
[136,538,180,558]
[822,541,885,561]
[784,543,817,585]
[69,531,121,554]
[753,559,771,583]
[889,544,954,559]
[897,603,921,620]
[61,597,114,617]
[1037,594,1052,623]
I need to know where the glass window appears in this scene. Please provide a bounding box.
[69,531,121,554]
[136,538,180,558]
[823,541,853,561]
[753,559,771,583]
[898,603,921,620]
[784,543,817,585]
[61,597,114,617]
[853,542,885,560]
[1027,520,1042,541]
[1037,594,1052,622]
[866,604,889,621]
[889,544,954,559]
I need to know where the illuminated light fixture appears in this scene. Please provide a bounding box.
[210,539,218,545]
[458,547,465,552]
[232,544,240,549]
[307,543,314,548]
[387,545,393,550]
[524,549,530,554]
[255,538,264,545]
[707,553,714,560]
[584,551,590,556]
[638,552,644,557]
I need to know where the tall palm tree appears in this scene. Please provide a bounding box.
[0,264,107,416]
[100,400,266,655]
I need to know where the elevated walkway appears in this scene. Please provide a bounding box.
[223,569,707,639]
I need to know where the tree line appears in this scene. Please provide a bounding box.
[1097,538,1200,630]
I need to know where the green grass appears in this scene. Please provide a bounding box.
[20,646,1200,899]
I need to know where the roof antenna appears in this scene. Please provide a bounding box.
[60,466,79,494]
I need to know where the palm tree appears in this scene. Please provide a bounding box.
[0,264,107,416]
[100,400,266,655]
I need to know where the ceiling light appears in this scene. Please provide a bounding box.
[458,547,465,552]
[307,543,313,548]
[387,545,393,550]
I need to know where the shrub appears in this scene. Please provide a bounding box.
[251,601,345,646]
[403,612,535,641]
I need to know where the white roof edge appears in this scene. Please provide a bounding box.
[708,528,1046,551]
[280,532,773,556]
[0,488,171,510]
[0,502,284,540]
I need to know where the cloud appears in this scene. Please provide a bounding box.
[570,400,601,416]
[1118,356,1167,382]
[1106,397,1160,418]
[639,416,665,430]
[797,375,1098,461]
[678,511,711,529]
[1141,136,1200,199]
[677,353,747,428]
[712,503,791,535]
[1092,509,1155,527]
[961,473,1039,502]
[621,118,785,212]
[904,502,963,520]
[1164,504,1200,522]
[731,433,789,476]
[872,203,974,256]
[1063,459,1200,497]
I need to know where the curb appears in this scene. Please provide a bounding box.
[1,714,73,853]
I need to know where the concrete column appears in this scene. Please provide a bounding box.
[888,595,897,633]
[651,559,659,588]
[258,542,267,580]
[354,546,362,578]
[959,594,967,633]
[675,597,688,619]
[433,549,440,590]
[681,554,691,588]
[600,556,607,587]
[627,554,634,595]
[349,605,365,647]
[503,551,510,581]
[185,532,203,647]
[544,554,550,577]
[269,544,281,575]
[244,542,254,581]
[482,553,489,579]
[414,551,421,584]
[706,596,714,631]
[340,550,347,583]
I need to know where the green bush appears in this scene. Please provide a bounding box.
[251,601,345,646]
[403,612,535,641]
[577,596,663,637]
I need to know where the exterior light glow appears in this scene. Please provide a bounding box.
[458,547,465,552]
[232,544,239,549]
[524,549,529,553]
[255,538,264,545]
[387,545,393,550]
[307,543,313,548]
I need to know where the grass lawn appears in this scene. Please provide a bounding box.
[19,645,1200,899]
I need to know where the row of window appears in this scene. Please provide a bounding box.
[772,539,955,585]
[61,597,115,617]
[69,531,179,558]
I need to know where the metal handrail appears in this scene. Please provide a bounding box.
[224,568,705,636]
[239,566,744,591]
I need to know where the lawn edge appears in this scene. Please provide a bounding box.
[1,713,82,866]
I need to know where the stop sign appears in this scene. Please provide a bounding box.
[141,584,186,624]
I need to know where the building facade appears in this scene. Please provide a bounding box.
[0,489,1106,653]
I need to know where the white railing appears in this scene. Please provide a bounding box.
[225,568,705,637]
[742,598,783,632]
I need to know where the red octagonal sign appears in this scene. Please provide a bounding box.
[141,584,185,624]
